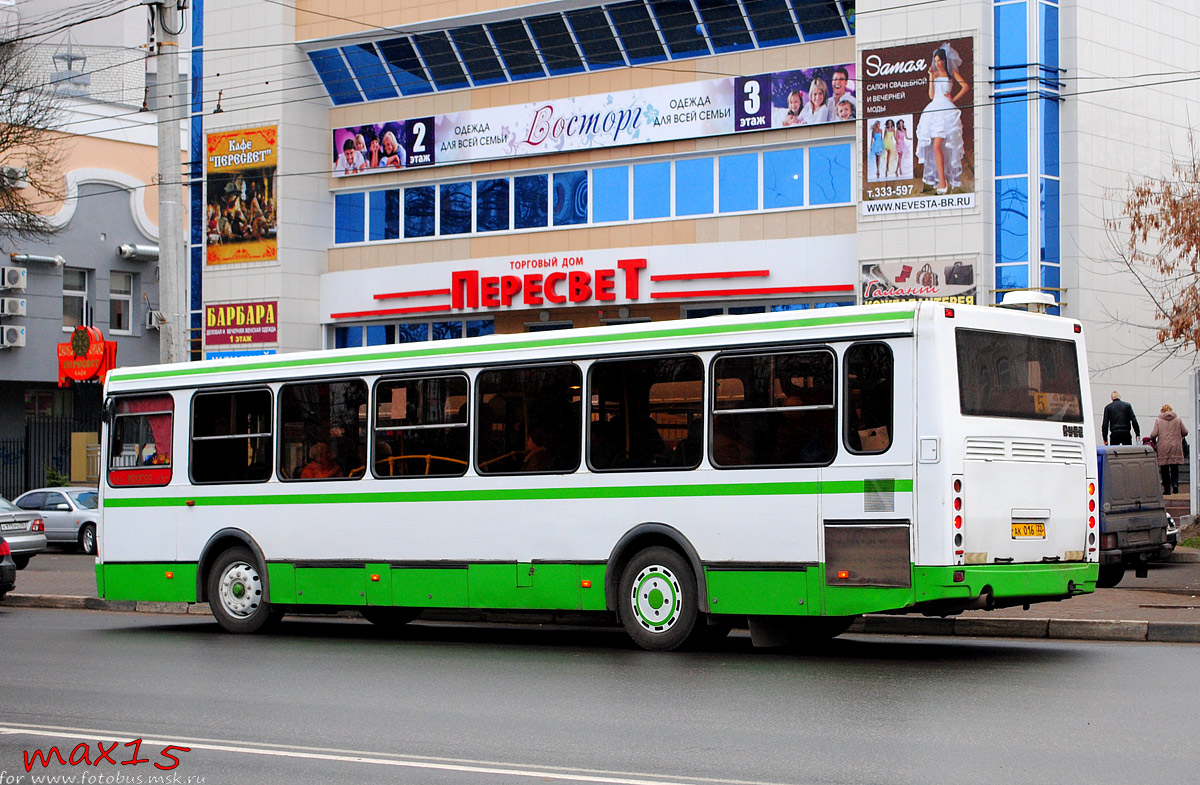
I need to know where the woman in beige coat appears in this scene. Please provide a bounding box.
[1150,404,1188,495]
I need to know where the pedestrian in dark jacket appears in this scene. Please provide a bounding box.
[1101,391,1140,445]
[1149,404,1188,495]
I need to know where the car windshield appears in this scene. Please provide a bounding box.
[69,491,99,509]
[0,496,18,512]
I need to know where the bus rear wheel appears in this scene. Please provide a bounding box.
[618,546,699,651]
[207,546,282,633]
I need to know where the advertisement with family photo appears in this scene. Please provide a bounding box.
[206,125,278,265]
[332,122,406,177]
[861,260,978,304]
[860,37,975,215]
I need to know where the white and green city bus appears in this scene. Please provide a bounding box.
[97,302,1099,649]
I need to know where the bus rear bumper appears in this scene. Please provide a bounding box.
[908,562,1098,616]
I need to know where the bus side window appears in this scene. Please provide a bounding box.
[711,351,836,467]
[191,389,273,483]
[279,379,368,481]
[108,395,174,487]
[475,364,581,475]
[844,342,894,454]
[588,355,703,471]
[373,375,469,478]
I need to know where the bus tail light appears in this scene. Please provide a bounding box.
[1087,479,1097,533]
[952,475,964,565]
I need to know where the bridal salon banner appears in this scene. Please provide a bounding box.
[860,37,975,216]
[861,260,977,305]
[332,63,857,176]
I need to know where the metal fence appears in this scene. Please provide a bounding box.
[0,417,96,500]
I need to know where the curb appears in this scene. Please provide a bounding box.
[5,593,1200,643]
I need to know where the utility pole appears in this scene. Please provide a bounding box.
[154,0,189,364]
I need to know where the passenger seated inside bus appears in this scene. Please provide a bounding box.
[299,442,339,478]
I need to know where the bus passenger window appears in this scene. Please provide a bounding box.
[279,380,368,481]
[475,365,581,475]
[108,395,174,487]
[588,356,703,471]
[373,375,469,478]
[191,389,274,483]
[845,343,893,454]
[711,351,836,467]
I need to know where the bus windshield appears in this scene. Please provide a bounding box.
[956,328,1083,422]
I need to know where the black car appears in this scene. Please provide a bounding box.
[0,536,16,601]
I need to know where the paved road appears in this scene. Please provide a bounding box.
[1,607,1198,785]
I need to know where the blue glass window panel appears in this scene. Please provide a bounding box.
[476,178,510,232]
[793,0,846,40]
[335,325,362,349]
[412,32,469,90]
[675,157,714,216]
[696,0,753,53]
[1040,176,1060,264]
[433,322,464,341]
[742,0,800,47]
[308,49,362,105]
[527,14,585,75]
[995,264,1029,292]
[593,166,629,222]
[553,170,589,226]
[451,26,507,86]
[729,305,766,315]
[366,324,395,346]
[368,190,401,241]
[567,9,625,70]
[440,182,473,235]
[608,2,668,65]
[651,1,709,58]
[404,186,435,238]
[342,43,398,101]
[1040,264,1061,291]
[993,2,1027,90]
[488,20,545,80]
[995,94,1029,177]
[1040,2,1059,73]
[377,38,434,96]
[396,323,430,343]
[1041,97,1060,176]
[334,192,365,244]
[996,178,1030,265]
[514,175,549,229]
[720,154,758,212]
[466,319,494,338]
[763,149,805,208]
[809,144,851,205]
[686,307,723,318]
[633,162,671,219]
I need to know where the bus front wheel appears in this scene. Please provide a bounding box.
[207,546,283,633]
[618,546,699,651]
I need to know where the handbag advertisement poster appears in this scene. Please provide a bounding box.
[861,260,977,305]
[860,37,975,215]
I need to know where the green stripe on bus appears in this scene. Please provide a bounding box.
[103,479,914,508]
[108,308,916,382]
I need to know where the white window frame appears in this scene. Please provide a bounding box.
[63,267,89,331]
[109,271,134,334]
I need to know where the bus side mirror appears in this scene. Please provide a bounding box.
[101,397,115,425]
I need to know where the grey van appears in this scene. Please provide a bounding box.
[1096,445,1174,587]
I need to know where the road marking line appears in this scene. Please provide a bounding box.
[0,723,792,785]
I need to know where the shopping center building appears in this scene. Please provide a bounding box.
[194,0,1199,426]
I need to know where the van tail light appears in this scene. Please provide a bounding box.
[1100,533,1117,550]
[31,518,44,532]
[0,540,10,556]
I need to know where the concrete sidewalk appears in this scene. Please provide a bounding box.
[5,549,1199,643]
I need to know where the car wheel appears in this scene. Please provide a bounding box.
[78,524,97,556]
[1097,564,1125,589]
[618,546,699,651]
[207,546,283,633]
[13,555,29,570]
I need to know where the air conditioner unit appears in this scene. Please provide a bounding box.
[1,266,27,290]
[146,309,166,329]
[1,325,25,348]
[0,297,26,316]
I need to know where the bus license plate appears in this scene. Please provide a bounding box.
[1012,522,1046,539]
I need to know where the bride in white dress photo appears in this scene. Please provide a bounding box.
[914,43,969,194]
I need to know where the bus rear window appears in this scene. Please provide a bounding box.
[108,395,174,486]
[956,329,1083,422]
